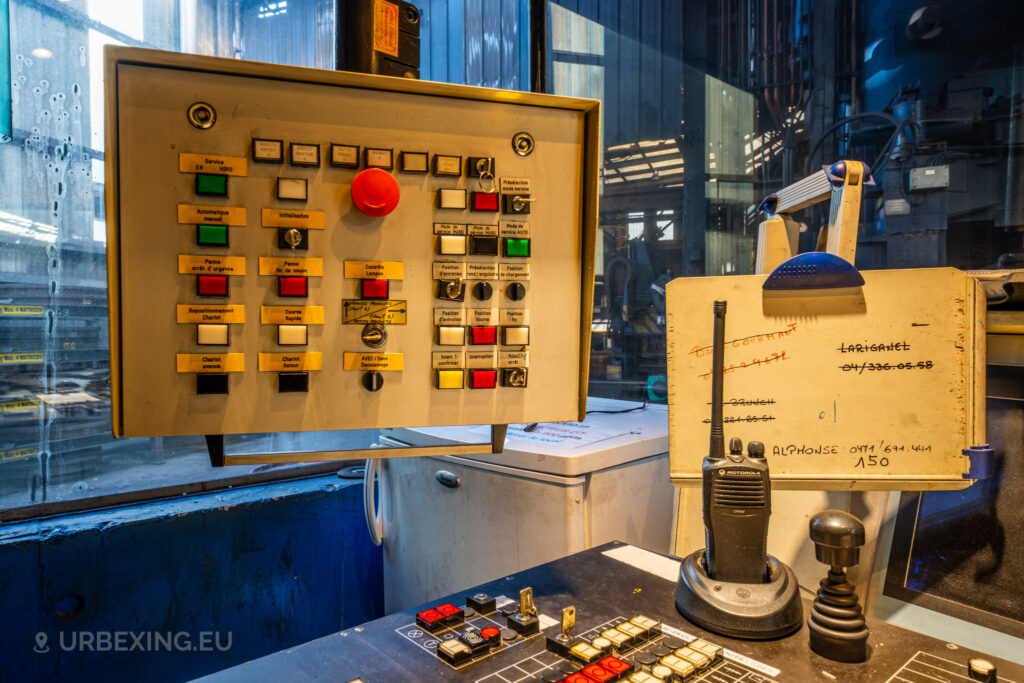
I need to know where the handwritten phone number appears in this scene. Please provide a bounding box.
[839,360,933,374]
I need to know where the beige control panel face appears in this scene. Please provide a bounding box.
[106,48,598,438]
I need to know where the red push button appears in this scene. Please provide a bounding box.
[471,191,499,212]
[197,275,228,297]
[580,663,614,681]
[565,674,591,683]
[278,276,308,297]
[415,608,445,632]
[469,370,497,389]
[597,656,632,676]
[351,167,400,217]
[469,326,497,345]
[361,279,389,299]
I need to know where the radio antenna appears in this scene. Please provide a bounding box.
[709,300,727,461]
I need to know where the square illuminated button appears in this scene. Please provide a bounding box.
[329,143,359,167]
[627,673,658,683]
[290,143,320,167]
[616,622,643,640]
[569,642,602,663]
[689,639,721,660]
[252,138,283,163]
[197,323,228,345]
[197,275,228,297]
[278,372,309,392]
[361,279,389,299]
[196,224,228,247]
[660,655,694,678]
[676,648,708,668]
[438,188,467,209]
[195,173,227,197]
[502,326,529,345]
[601,629,630,648]
[196,373,228,395]
[580,663,614,682]
[277,178,307,201]
[598,656,632,677]
[364,147,393,169]
[278,324,307,345]
[469,369,497,389]
[278,276,308,297]
[630,616,660,632]
[469,236,498,255]
[438,235,467,255]
[504,237,530,257]
[471,192,499,212]
[400,151,428,173]
[469,326,497,345]
[433,154,461,176]
[437,326,465,345]
[436,369,464,389]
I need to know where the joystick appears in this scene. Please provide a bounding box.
[808,510,869,662]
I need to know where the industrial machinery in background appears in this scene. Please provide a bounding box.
[589,0,1024,402]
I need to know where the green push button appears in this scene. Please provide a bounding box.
[195,173,228,197]
[504,238,530,257]
[197,224,228,247]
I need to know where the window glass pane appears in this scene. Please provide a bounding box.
[0,0,338,512]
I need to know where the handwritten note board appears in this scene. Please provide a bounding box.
[666,267,986,491]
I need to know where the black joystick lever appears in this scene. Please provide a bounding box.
[808,510,869,662]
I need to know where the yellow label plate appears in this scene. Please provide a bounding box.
[260,306,325,324]
[176,304,246,324]
[0,399,42,413]
[258,352,322,372]
[178,254,246,275]
[0,353,44,364]
[0,305,44,316]
[1,447,39,462]
[258,257,323,277]
[177,204,247,226]
[178,153,248,176]
[261,208,326,229]
[342,299,407,325]
[343,352,404,371]
[343,260,405,280]
[176,353,245,372]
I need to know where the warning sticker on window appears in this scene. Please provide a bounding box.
[374,0,400,57]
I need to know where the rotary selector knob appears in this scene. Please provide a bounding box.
[351,168,400,217]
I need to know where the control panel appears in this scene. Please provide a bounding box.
[105,48,598,438]
[196,543,1024,682]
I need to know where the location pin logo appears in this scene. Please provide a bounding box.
[34,632,50,654]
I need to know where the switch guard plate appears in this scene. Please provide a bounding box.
[105,47,599,441]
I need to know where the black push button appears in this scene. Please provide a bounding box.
[469,236,498,256]
[278,372,309,393]
[196,373,228,395]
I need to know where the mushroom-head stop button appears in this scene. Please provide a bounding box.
[350,168,400,217]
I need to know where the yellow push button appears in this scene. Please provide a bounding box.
[436,369,464,389]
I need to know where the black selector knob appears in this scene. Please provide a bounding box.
[808,510,869,662]
[361,371,384,392]
[506,282,526,301]
[747,441,765,459]
[474,282,493,300]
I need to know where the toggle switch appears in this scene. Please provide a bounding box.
[436,279,465,302]
[471,192,499,212]
[469,326,497,345]
[277,227,308,250]
[502,368,527,387]
[278,276,308,297]
[466,156,495,177]
[351,168,400,217]
[438,235,467,255]
[502,193,533,214]
[361,279,389,299]
[197,275,228,297]
[197,323,228,345]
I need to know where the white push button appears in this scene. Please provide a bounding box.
[277,178,308,201]
[278,324,308,345]
[439,235,467,255]
[401,152,428,173]
[438,188,467,209]
[503,326,530,345]
[438,326,466,345]
[197,323,228,345]
[365,148,393,169]
[252,138,283,163]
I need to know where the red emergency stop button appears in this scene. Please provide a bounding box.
[351,167,400,217]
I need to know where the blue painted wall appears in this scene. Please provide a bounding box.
[0,476,383,682]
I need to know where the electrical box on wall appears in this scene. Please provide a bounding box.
[104,47,599,446]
